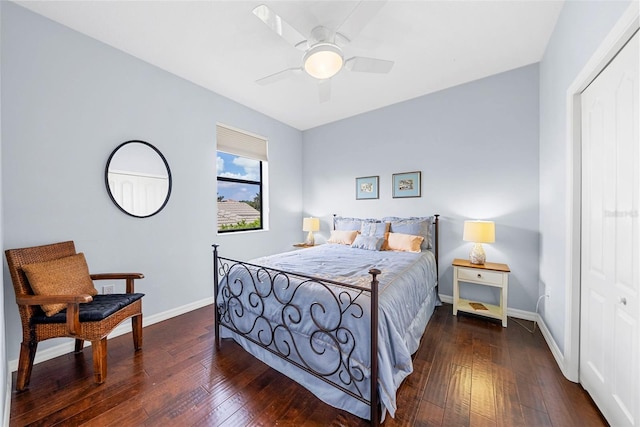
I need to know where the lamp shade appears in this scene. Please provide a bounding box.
[463,220,495,243]
[302,217,320,232]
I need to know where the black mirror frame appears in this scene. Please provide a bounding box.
[105,140,172,218]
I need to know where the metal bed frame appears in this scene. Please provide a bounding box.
[213,214,439,425]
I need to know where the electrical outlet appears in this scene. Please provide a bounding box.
[102,284,115,295]
[539,281,550,300]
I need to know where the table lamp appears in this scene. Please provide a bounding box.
[463,220,495,264]
[303,217,320,246]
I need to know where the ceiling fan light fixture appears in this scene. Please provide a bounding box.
[303,43,344,80]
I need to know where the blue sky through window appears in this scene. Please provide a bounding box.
[216,152,261,202]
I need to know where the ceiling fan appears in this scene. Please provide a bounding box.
[252,2,394,102]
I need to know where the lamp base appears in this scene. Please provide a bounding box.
[469,243,486,265]
[304,231,315,246]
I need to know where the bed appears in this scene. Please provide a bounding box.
[213,215,439,425]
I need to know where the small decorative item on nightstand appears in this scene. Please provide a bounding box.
[302,217,320,246]
[292,243,315,249]
[452,258,510,327]
[463,220,495,265]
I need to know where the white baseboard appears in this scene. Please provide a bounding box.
[438,294,537,321]
[438,294,452,304]
[3,365,10,427]
[8,297,214,373]
[535,313,571,380]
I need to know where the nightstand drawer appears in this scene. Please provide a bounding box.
[457,267,503,285]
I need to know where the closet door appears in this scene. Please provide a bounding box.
[580,31,638,427]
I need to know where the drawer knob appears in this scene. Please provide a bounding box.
[477,273,482,278]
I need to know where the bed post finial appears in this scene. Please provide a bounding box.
[212,244,220,349]
[369,268,381,425]
[433,214,440,284]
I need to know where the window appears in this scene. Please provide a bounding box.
[216,124,267,233]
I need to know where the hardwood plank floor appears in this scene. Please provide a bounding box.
[9,304,607,426]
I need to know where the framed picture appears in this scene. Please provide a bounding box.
[392,171,421,198]
[356,176,379,200]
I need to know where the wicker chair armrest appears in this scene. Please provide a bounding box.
[16,294,93,335]
[90,273,144,280]
[15,294,93,305]
[90,273,144,293]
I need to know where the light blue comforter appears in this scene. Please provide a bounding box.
[217,244,438,421]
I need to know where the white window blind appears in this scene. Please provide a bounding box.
[216,124,268,162]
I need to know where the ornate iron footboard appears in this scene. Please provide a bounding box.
[212,214,439,425]
[212,245,381,425]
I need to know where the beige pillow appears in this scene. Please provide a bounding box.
[327,230,359,245]
[385,232,424,253]
[22,253,98,316]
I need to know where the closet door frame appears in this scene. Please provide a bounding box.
[563,2,639,383]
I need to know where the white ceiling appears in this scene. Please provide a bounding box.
[15,0,564,131]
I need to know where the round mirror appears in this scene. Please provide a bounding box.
[105,140,172,218]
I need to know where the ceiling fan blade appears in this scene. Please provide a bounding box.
[252,4,308,50]
[335,1,387,45]
[318,79,331,103]
[345,56,394,73]
[256,67,301,85]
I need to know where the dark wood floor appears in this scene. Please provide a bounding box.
[10,304,607,426]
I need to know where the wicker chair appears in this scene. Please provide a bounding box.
[5,241,144,391]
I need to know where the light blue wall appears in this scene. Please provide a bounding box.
[302,64,540,313]
[0,2,7,422]
[1,2,303,363]
[539,0,632,354]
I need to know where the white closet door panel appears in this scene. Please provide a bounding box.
[586,290,606,383]
[585,99,606,276]
[581,31,638,427]
[613,309,636,423]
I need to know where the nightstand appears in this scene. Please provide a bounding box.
[452,258,510,327]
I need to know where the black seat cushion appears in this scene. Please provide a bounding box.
[31,293,144,324]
